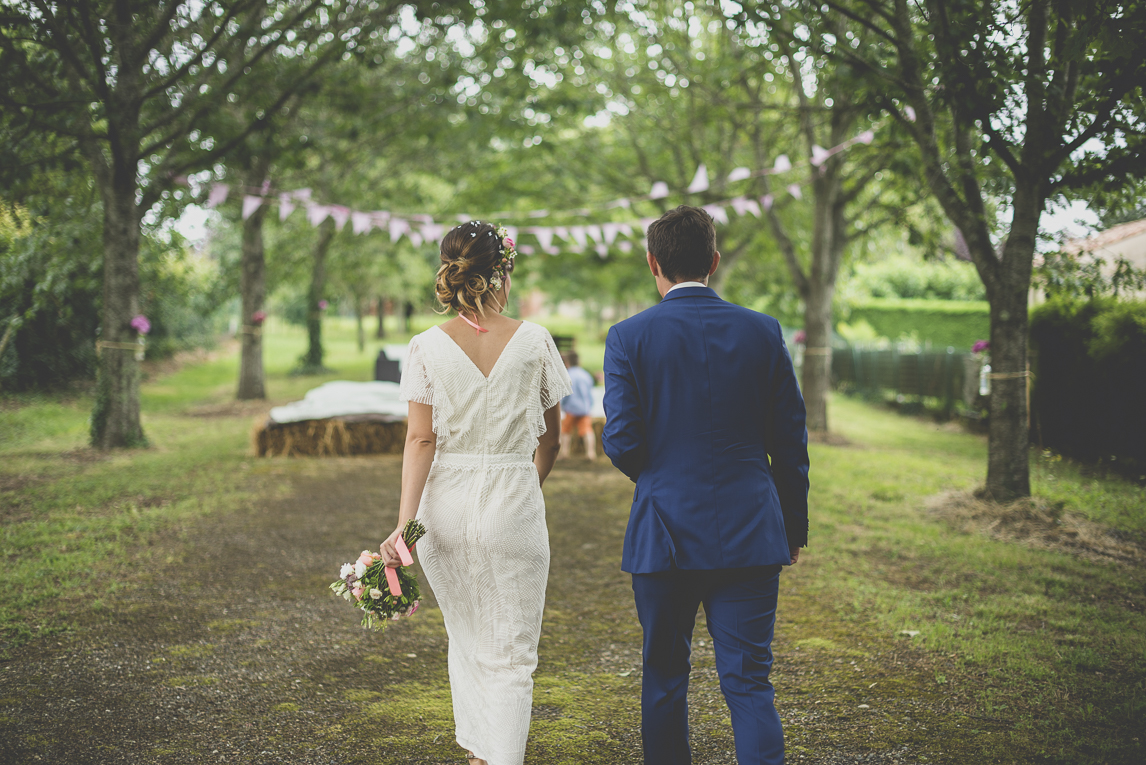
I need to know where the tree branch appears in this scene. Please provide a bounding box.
[759,175,809,297]
[27,0,99,91]
[139,0,259,101]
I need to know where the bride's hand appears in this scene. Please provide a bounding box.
[380,527,405,568]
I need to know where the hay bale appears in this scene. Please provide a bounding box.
[253,416,407,457]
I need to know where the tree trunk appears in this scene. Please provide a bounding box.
[984,287,1030,500]
[237,192,269,400]
[91,178,146,449]
[375,297,386,339]
[802,284,833,433]
[355,298,365,353]
[301,219,335,371]
[981,185,1039,501]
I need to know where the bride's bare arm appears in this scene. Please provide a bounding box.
[381,401,435,566]
[534,404,561,487]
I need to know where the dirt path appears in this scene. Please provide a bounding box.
[1,456,992,764]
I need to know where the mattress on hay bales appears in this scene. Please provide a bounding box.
[255,381,408,457]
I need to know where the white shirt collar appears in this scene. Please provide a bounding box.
[666,280,708,294]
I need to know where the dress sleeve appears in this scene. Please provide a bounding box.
[539,328,572,411]
[399,335,434,405]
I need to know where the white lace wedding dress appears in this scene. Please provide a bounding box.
[399,320,571,765]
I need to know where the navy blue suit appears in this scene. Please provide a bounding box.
[603,285,809,765]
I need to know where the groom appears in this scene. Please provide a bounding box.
[602,205,809,765]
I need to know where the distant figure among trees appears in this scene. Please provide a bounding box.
[559,351,597,461]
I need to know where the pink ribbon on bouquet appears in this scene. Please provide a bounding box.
[384,536,415,597]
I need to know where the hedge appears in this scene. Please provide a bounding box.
[1030,298,1146,469]
[843,298,990,350]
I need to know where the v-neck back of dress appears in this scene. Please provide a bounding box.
[400,320,572,458]
[433,322,524,381]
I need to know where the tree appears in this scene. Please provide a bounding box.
[738,7,935,430]
[814,0,1146,499]
[213,14,468,394]
[556,3,918,431]
[0,0,409,447]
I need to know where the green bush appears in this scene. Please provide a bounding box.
[137,234,227,360]
[1030,298,1146,471]
[0,190,103,391]
[1,188,226,390]
[842,254,985,301]
[841,298,990,350]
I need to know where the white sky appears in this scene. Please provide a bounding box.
[1038,198,1101,250]
[175,204,212,243]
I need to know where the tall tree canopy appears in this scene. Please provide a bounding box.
[0,0,432,447]
[792,0,1146,498]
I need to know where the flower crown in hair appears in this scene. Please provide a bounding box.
[490,226,517,290]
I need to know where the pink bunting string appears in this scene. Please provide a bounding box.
[201,125,881,254]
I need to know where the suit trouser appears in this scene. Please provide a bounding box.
[631,565,784,765]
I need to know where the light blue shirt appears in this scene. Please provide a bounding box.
[561,366,595,417]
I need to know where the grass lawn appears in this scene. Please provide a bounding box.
[1,318,1143,762]
[809,397,1145,761]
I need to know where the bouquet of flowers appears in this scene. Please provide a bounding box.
[330,519,427,630]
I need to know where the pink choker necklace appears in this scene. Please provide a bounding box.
[459,313,488,335]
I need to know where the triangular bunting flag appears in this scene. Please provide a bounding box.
[329,205,350,231]
[703,204,729,225]
[307,205,330,226]
[532,228,554,250]
[351,211,372,235]
[279,194,296,222]
[687,163,709,193]
[241,195,263,220]
[206,183,229,208]
[421,222,444,243]
[389,218,409,242]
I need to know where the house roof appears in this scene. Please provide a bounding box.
[1062,217,1146,255]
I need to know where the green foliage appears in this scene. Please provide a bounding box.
[0,186,102,391]
[841,298,990,350]
[1033,251,1146,301]
[1030,298,1146,471]
[840,254,986,301]
[0,188,227,391]
[138,233,228,360]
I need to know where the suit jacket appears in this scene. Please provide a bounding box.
[602,286,809,574]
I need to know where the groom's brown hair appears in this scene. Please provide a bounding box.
[646,205,716,282]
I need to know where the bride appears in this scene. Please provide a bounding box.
[381,221,571,765]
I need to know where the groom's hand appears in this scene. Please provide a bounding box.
[789,548,800,565]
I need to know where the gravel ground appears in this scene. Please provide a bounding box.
[1,456,994,764]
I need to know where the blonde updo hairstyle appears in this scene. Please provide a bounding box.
[435,221,514,315]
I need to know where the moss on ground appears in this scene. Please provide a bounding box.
[2,331,1143,764]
